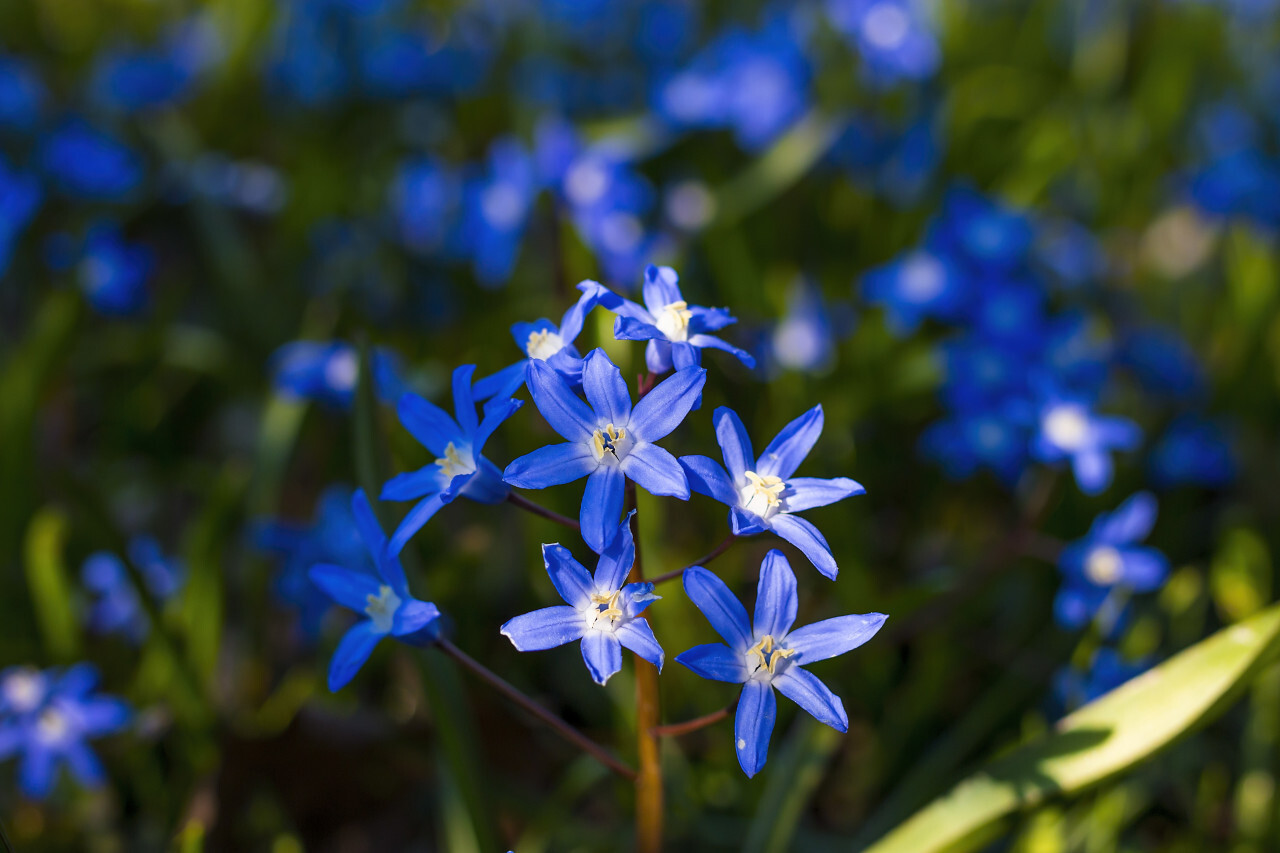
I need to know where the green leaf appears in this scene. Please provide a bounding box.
[23,507,79,661]
[864,602,1280,853]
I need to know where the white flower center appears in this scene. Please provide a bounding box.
[364,584,401,634]
[598,212,644,253]
[434,441,476,481]
[745,634,794,681]
[325,349,359,392]
[1085,545,1123,586]
[481,183,524,229]
[36,708,69,744]
[3,670,42,714]
[863,3,911,49]
[566,159,610,207]
[899,254,945,301]
[587,589,625,631]
[740,470,786,520]
[525,329,565,360]
[1043,405,1089,450]
[655,300,693,342]
[591,423,631,464]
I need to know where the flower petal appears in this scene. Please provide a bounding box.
[756,404,823,480]
[1093,491,1157,544]
[1120,546,1170,592]
[472,360,527,402]
[1072,450,1112,495]
[688,334,756,368]
[731,506,768,536]
[783,477,866,512]
[616,619,664,671]
[581,348,632,426]
[680,455,737,506]
[594,511,635,592]
[308,564,382,612]
[504,442,598,489]
[675,643,749,683]
[622,442,690,499]
[754,550,798,639]
[387,492,447,557]
[452,364,479,435]
[642,264,682,313]
[542,543,595,607]
[581,466,626,554]
[19,746,57,799]
[562,280,606,343]
[64,742,107,787]
[527,359,597,442]
[734,680,777,778]
[629,366,707,442]
[392,600,441,638]
[614,315,664,342]
[381,466,444,502]
[770,513,839,580]
[713,407,755,479]
[683,566,752,650]
[786,613,888,664]
[501,605,586,651]
[773,666,848,732]
[397,392,462,456]
[474,397,523,455]
[581,631,623,685]
[645,338,673,374]
[328,621,383,691]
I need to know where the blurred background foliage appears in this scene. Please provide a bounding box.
[1,0,1280,850]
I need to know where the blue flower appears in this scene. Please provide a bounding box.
[501,513,663,685]
[1052,648,1150,713]
[679,406,864,579]
[927,186,1035,271]
[308,490,443,691]
[1149,416,1236,488]
[1054,492,1168,630]
[381,365,523,553]
[1031,395,1140,495]
[89,49,196,114]
[504,349,705,554]
[919,401,1032,485]
[768,279,837,375]
[0,668,51,718]
[601,265,755,373]
[676,553,886,777]
[270,341,405,409]
[861,248,969,335]
[254,485,374,636]
[390,156,460,254]
[473,280,610,402]
[0,54,46,131]
[826,0,940,85]
[81,537,184,642]
[1036,220,1106,288]
[1118,327,1206,401]
[77,224,154,317]
[41,120,144,201]
[458,137,538,287]
[0,664,131,800]
[0,156,41,276]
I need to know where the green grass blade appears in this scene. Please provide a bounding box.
[23,507,79,661]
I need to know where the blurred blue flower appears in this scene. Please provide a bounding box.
[602,265,755,373]
[861,248,969,334]
[676,553,886,777]
[920,401,1033,484]
[90,49,195,114]
[928,186,1035,271]
[502,513,663,685]
[0,156,41,275]
[0,668,51,718]
[77,224,154,317]
[680,406,864,579]
[768,279,837,375]
[81,537,184,642]
[473,280,610,402]
[0,664,131,800]
[1186,148,1280,229]
[381,365,523,553]
[308,490,442,691]
[504,349,705,554]
[0,54,46,131]
[270,341,405,409]
[255,485,374,636]
[267,0,349,106]
[1149,415,1236,488]
[390,157,461,254]
[1035,221,1106,289]
[1053,648,1149,713]
[1119,327,1206,401]
[1055,492,1169,630]
[459,137,539,287]
[826,0,940,85]
[1032,395,1141,495]
[41,120,144,201]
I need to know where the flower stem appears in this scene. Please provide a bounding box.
[627,484,664,853]
[436,638,637,781]
[648,534,738,585]
[651,701,737,738]
[506,491,580,531]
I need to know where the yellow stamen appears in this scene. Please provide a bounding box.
[364,584,401,633]
[656,300,694,341]
[592,423,627,460]
[434,441,471,479]
[746,634,795,676]
[589,589,625,628]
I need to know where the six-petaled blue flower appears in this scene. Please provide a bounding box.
[1032,395,1141,495]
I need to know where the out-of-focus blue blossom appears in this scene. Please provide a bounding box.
[266,0,350,106]
[0,55,46,131]
[183,155,289,215]
[967,280,1047,350]
[381,365,523,553]
[928,186,1035,271]
[308,490,442,691]
[0,668,51,718]
[459,137,538,287]
[355,12,494,98]
[676,553,886,777]
[680,406,864,579]
[1036,220,1107,288]
[654,16,811,151]
[1149,415,1236,488]
[861,248,969,334]
[473,280,610,402]
[0,156,41,275]
[391,157,460,255]
[81,537,184,642]
[1055,492,1169,629]
[254,485,373,637]
[768,280,837,375]
[1041,313,1111,395]
[1185,148,1280,229]
[1053,648,1150,713]
[89,30,209,114]
[1119,327,1207,400]
[1195,100,1259,158]
[77,224,154,317]
[1032,394,1141,495]
[602,265,755,373]
[504,349,705,554]
[501,513,663,686]
[41,120,144,201]
[0,664,131,800]
[825,0,940,85]
[269,341,406,409]
[920,401,1033,484]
